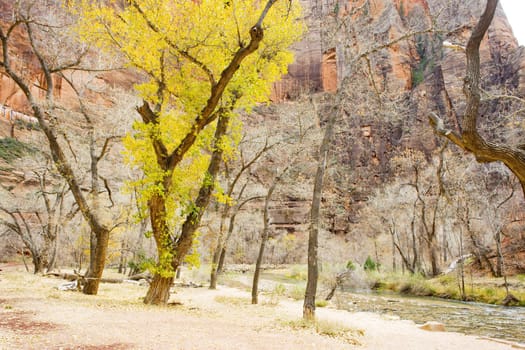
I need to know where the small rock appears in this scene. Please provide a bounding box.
[57,280,78,291]
[383,314,400,320]
[418,321,446,332]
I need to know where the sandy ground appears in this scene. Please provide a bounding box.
[0,264,522,350]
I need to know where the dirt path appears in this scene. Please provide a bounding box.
[0,265,521,350]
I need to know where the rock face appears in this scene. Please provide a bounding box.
[284,0,521,97]
[271,0,323,101]
[272,0,525,227]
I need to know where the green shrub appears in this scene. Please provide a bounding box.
[315,299,328,307]
[15,119,40,131]
[127,251,155,275]
[483,287,496,297]
[346,260,356,271]
[0,137,37,162]
[363,256,379,271]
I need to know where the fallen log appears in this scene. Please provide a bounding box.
[45,272,82,281]
[127,272,152,281]
[45,272,143,284]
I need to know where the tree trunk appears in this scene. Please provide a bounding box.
[458,227,466,300]
[390,227,396,272]
[495,229,503,277]
[32,253,44,274]
[118,240,127,274]
[209,244,222,290]
[304,101,336,321]
[210,207,229,289]
[252,182,278,304]
[410,200,420,273]
[251,238,265,304]
[46,235,58,272]
[83,227,110,295]
[217,246,227,275]
[144,113,230,304]
[427,143,446,277]
[143,274,174,305]
[443,230,448,264]
[429,246,439,277]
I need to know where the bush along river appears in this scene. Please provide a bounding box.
[334,291,525,344]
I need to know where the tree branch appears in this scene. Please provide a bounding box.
[429,0,525,191]
[136,102,169,167]
[165,1,270,171]
[128,0,216,86]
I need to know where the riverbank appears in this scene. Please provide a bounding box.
[366,271,525,306]
[0,264,522,350]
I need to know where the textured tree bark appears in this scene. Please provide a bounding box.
[83,227,110,295]
[142,190,173,304]
[495,229,503,277]
[304,102,337,321]
[172,114,230,267]
[143,274,174,305]
[31,254,44,275]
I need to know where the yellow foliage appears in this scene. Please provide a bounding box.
[184,230,202,268]
[71,0,304,274]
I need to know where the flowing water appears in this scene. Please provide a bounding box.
[334,291,525,344]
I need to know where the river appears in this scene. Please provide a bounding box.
[334,291,525,344]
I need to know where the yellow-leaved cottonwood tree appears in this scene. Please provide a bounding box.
[73,0,304,304]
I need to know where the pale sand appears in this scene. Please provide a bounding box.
[0,265,521,349]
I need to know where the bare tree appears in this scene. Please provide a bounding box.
[0,2,125,294]
[209,136,272,289]
[251,163,290,304]
[303,97,338,320]
[403,144,447,276]
[429,0,525,197]
[0,174,75,273]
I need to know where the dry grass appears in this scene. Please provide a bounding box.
[368,271,525,306]
[282,318,364,345]
[1,269,148,310]
[214,295,251,306]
